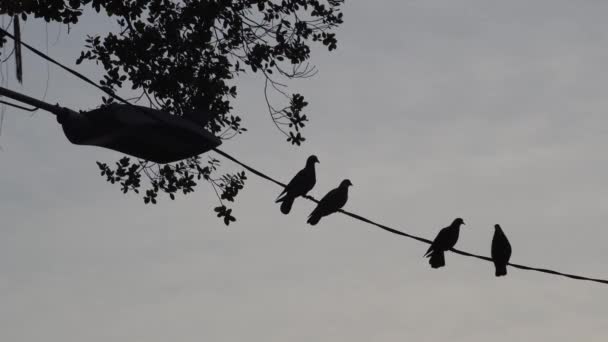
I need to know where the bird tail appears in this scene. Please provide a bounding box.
[429,251,445,269]
[495,264,507,277]
[279,196,295,215]
[275,189,287,203]
[307,213,321,225]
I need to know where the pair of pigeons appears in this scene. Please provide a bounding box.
[425,218,513,277]
[275,155,352,225]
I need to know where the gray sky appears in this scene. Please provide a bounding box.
[2,1,608,341]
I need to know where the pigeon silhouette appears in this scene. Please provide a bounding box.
[491,224,512,277]
[306,179,352,226]
[424,218,465,268]
[275,155,319,214]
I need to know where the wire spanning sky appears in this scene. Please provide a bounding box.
[2,1,608,341]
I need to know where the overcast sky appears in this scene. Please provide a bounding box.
[2,1,608,341]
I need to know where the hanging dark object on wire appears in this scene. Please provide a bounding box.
[0,86,221,163]
[13,16,23,83]
[59,103,221,163]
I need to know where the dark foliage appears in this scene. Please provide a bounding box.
[1,0,344,224]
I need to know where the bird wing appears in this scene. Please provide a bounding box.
[492,230,512,262]
[425,227,446,256]
[505,237,512,259]
[309,186,346,218]
[426,226,458,256]
[276,167,314,201]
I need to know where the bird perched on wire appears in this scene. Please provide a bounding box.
[424,218,465,268]
[491,224,512,277]
[275,155,319,214]
[306,179,352,226]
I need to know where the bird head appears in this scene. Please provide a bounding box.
[494,224,501,230]
[452,217,465,227]
[340,179,353,188]
[306,155,320,166]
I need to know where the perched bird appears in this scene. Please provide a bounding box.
[306,179,353,226]
[491,224,512,277]
[424,218,465,268]
[275,155,319,214]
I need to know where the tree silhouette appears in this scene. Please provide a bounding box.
[1,1,345,224]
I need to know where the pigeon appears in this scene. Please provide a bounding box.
[491,224,512,277]
[306,179,353,226]
[424,218,465,268]
[276,155,319,214]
